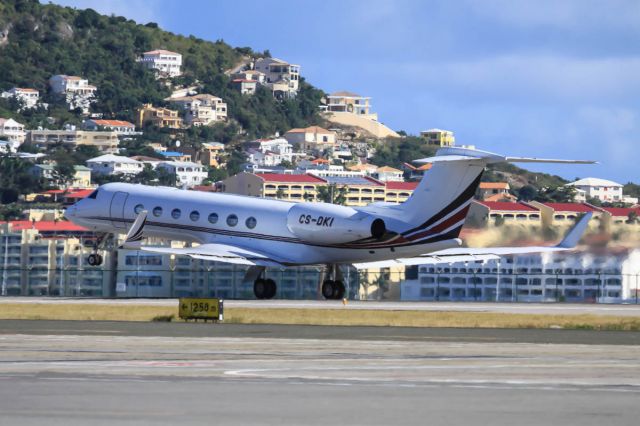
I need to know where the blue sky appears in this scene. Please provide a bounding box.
[53,0,640,183]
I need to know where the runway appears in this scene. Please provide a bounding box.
[1,321,639,425]
[2,297,640,316]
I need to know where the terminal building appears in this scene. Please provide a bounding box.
[401,250,640,303]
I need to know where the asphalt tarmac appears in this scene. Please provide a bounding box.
[1,320,640,425]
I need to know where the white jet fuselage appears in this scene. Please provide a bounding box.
[65,182,462,266]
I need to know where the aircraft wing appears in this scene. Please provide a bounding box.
[353,212,592,269]
[119,210,287,267]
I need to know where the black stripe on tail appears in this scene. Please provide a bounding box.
[402,171,483,236]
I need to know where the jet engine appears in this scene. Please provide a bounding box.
[286,203,386,244]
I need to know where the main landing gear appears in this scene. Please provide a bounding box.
[245,266,277,300]
[321,264,346,300]
[254,278,277,300]
[86,232,110,267]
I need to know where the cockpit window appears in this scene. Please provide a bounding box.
[87,189,99,199]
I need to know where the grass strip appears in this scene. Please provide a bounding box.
[1,303,640,330]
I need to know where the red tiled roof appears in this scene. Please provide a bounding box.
[386,181,419,190]
[256,173,326,183]
[64,189,94,199]
[191,185,218,192]
[543,203,597,213]
[479,182,509,190]
[479,201,539,212]
[91,119,135,127]
[601,207,640,217]
[6,220,88,232]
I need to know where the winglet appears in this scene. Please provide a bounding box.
[557,212,592,249]
[120,210,147,248]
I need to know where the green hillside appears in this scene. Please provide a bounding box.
[0,0,323,138]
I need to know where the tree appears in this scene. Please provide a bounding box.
[317,184,348,205]
[627,211,638,225]
[518,185,537,201]
[208,167,228,183]
[131,164,158,185]
[535,186,576,203]
[157,168,177,187]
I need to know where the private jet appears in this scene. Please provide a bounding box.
[65,147,594,299]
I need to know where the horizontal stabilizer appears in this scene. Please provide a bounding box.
[353,209,592,269]
[413,147,596,166]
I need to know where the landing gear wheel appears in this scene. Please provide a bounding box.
[322,280,336,300]
[333,280,345,300]
[254,278,267,299]
[264,278,277,299]
[87,253,103,266]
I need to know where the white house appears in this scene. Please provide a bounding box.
[83,119,136,135]
[232,78,258,95]
[1,87,41,109]
[0,118,26,149]
[566,177,628,203]
[283,126,336,152]
[49,75,96,113]
[254,57,300,98]
[156,161,207,187]
[138,50,183,77]
[167,94,227,126]
[86,154,143,176]
[373,166,404,182]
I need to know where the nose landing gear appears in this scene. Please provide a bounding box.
[87,253,103,266]
[86,232,110,267]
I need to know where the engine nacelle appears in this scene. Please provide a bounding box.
[286,203,386,244]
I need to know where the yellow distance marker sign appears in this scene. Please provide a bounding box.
[178,298,223,321]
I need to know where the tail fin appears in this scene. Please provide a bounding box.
[397,147,595,240]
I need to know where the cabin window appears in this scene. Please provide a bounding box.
[152,207,163,217]
[190,211,200,221]
[208,213,219,224]
[134,204,144,214]
[227,214,238,227]
[246,217,257,229]
[171,208,181,219]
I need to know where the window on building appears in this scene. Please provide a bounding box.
[246,217,257,229]
[152,206,163,217]
[208,213,218,224]
[190,211,200,222]
[227,214,238,227]
[134,204,144,214]
[171,208,181,219]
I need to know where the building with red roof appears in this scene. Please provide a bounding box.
[528,201,602,227]
[599,207,640,225]
[83,119,137,134]
[468,200,541,227]
[223,172,420,206]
